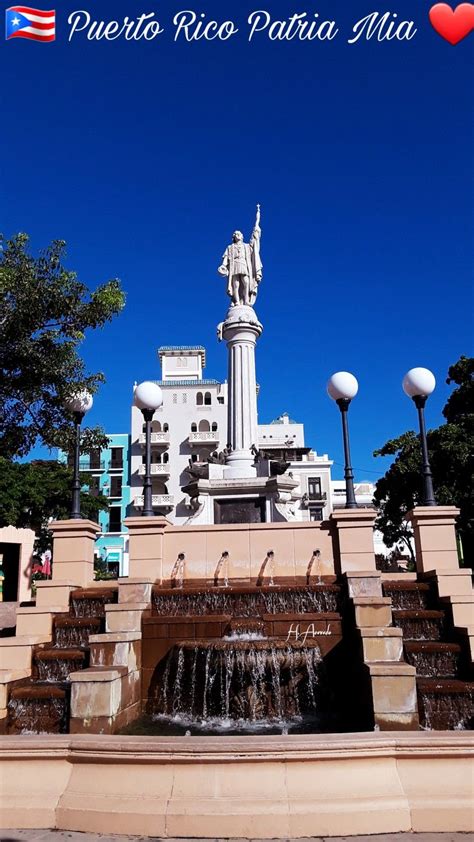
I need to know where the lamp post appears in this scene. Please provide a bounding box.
[134,381,163,517]
[327,371,359,510]
[402,367,436,507]
[65,391,93,519]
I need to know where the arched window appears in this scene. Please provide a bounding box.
[199,419,210,432]
[163,452,169,464]
[196,392,203,406]
[204,392,211,405]
[151,420,161,433]
[191,454,198,463]
[211,422,218,432]
[163,423,169,432]
[191,422,197,433]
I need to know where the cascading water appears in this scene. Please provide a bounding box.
[153,638,323,724]
[152,585,340,617]
[404,642,461,678]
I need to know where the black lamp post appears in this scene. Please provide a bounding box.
[327,372,359,510]
[66,392,93,519]
[134,381,163,517]
[403,367,437,507]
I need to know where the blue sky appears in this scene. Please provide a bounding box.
[1,1,472,479]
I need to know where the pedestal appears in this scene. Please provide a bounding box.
[49,519,101,588]
[221,304,262,478]
[407,506,460,575]
[124,516,171,580]
[331,509,377,575]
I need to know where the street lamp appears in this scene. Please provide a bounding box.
[65,391,93,519]
[327,371,359,510]
[134,381,163,517]
[402,367,436,507]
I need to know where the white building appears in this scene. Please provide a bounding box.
[130,347,228,523]
[131,349,334,524]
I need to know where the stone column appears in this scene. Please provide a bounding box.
[221,304,263,478]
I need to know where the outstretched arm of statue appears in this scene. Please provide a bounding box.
[218,248,229,276]
[250,204,261,248]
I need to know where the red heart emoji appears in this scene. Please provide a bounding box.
[429,3,474,44]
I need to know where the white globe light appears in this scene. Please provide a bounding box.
[134,381,163,411]
[403,368,436,399]
[327,372,359,402]
[66,390,93,414]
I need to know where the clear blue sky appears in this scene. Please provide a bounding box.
[2,1,472,478]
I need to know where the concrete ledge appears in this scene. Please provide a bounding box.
[0,732,472,836]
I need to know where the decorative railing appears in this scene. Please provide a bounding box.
[188,431,219,444]
[138,432,170,446]
[137,464,170,476]
[134,494,174,508]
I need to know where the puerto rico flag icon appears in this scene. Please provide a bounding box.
[6,6,55,41]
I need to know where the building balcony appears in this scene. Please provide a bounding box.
[137,464,170,478]
[301,492,327,508]
[138,432,170,448]
[78,459,105,471]
[188,431,219,447]
[134,494,174,510]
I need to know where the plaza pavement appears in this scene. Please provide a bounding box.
[1,833,471,841]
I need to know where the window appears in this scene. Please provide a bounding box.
[173,393,177,404]
[182,393,187,404]
[191,422,197,433]
[109,507,122,533]
[110,476,122,498]
[204,392,211,405]
[199,419,210,432]
[191,454,198,463]
[89,449,101,470]
[308,477,322,500]
[309,509,323,522]
[89,476,100,498]
[151,420,161,432]
[163,452,169,464]
[163,423,169,432]
[110,447,123,470]
[211,422,218,432]
[196,392,203,406]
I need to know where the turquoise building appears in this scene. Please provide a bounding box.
[57,433,131,577]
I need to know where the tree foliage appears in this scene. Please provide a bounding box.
[0,233,125,458]
[0,458,108,557]
[373,356,474,565]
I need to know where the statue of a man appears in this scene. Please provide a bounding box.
[218,205,263,306]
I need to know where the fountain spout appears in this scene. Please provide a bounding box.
[214,551,229,587]
[306,549,321,586]
[171,553,186,589]
[257,550,274,587]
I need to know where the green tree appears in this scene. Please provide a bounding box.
[0,233,125,458]
[0,457,108,558]
[373,356,474,566]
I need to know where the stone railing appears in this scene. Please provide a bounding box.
[188,431,219,444]
[134,494,174,508]
[137,464,170,476]
[138,432,170,446]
